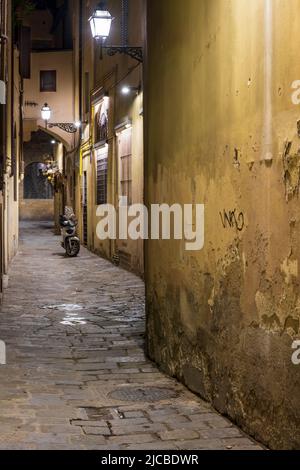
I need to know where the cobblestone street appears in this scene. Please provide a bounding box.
[0,223,262,450]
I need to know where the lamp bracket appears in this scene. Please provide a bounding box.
[103,45,143,63]
[49,123,78,134]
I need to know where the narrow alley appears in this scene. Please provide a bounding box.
[1,0,300,455]
[0,223,261,451]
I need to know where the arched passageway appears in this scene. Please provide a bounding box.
[20,129,65,222]
[24,162,54,200]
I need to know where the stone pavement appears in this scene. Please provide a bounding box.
[0,222,263,450]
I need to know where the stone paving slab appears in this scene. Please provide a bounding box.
[0,222,264,450]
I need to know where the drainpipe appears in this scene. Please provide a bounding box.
[79,0,83,124]
[10,19,15,181]
[121,0,129,46]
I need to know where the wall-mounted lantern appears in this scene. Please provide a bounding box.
[41,103,82,134]
[89,1,143,63]
[41,103,51,127]
[121,85,140,96]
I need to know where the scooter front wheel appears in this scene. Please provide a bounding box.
[66,239,80,257]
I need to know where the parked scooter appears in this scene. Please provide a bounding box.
[59,211,81,257]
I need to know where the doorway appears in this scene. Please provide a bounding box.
[82,171,88,246]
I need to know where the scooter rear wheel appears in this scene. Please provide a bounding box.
[66,239,80,257]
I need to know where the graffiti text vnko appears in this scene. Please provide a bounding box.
[220,209,245,232]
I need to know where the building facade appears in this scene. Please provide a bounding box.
[0,0,23,297]
[21,0,79,232]
[72,0,145,276]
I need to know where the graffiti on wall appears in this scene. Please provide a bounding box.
[220,209,245,232]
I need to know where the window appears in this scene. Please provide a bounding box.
[118,128,132,205]
[0,0,7,38]
[94,101,108,144]
[82,171,88,246]
[40,70,56,92]
[96,147,108,205]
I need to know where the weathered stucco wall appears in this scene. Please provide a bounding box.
[145,0,300,449]
[19,200,54,221]
[23,50,76,151]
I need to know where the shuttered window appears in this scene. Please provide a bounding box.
[96,147,108,205]
[0,1,6,37]
[118,128,132,205]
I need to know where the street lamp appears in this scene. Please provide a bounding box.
[41,104,83,134]
[121,85,140,95]
[89,2,143,63]
[41,103,51,128]
[89,3,113,41]
[121,86,130,95]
